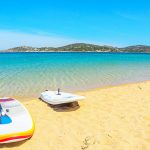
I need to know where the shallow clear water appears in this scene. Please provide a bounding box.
[0,52,150,98]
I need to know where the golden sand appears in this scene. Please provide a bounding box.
[1,81,150,150]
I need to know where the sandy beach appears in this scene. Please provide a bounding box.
[1,81,150,150]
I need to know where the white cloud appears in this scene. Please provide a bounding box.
[0,29,77,50]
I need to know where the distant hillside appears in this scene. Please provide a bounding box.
[56,43,119,52]
[120,45,150,52]
[4,46,56,52]
[2,43,150,52]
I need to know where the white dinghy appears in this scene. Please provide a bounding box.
[40,89,85,105]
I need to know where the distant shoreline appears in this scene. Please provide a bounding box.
[1,43,150,52]
[1,51,150,53]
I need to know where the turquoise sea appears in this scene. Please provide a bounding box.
[0,52,150,98]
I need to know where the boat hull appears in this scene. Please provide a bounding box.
[0,98,35,144]
[40,91,85,105]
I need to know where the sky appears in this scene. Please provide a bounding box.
[0,0,150,49]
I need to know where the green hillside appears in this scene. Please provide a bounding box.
[2,43,150,52]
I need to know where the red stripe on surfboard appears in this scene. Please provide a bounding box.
[0,98,15,102]
[0,135,32,143]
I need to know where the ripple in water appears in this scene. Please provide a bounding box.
[0,52,150,98]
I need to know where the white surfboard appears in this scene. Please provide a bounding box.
[0,98,35,143]
[40,91,85,105]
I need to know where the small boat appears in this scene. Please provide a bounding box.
[40,90,85,105]
[0,98,35,143]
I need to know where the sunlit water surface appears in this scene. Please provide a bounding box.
[0,52,150,98]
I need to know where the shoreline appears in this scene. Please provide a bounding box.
[78,79,150,93]
[13,79,150,101]
[1,80,150,149]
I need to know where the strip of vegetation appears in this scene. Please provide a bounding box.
[2,43,150,52]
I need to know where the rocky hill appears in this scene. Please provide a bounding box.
[2,43,150,52]
[120,45,150,52]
